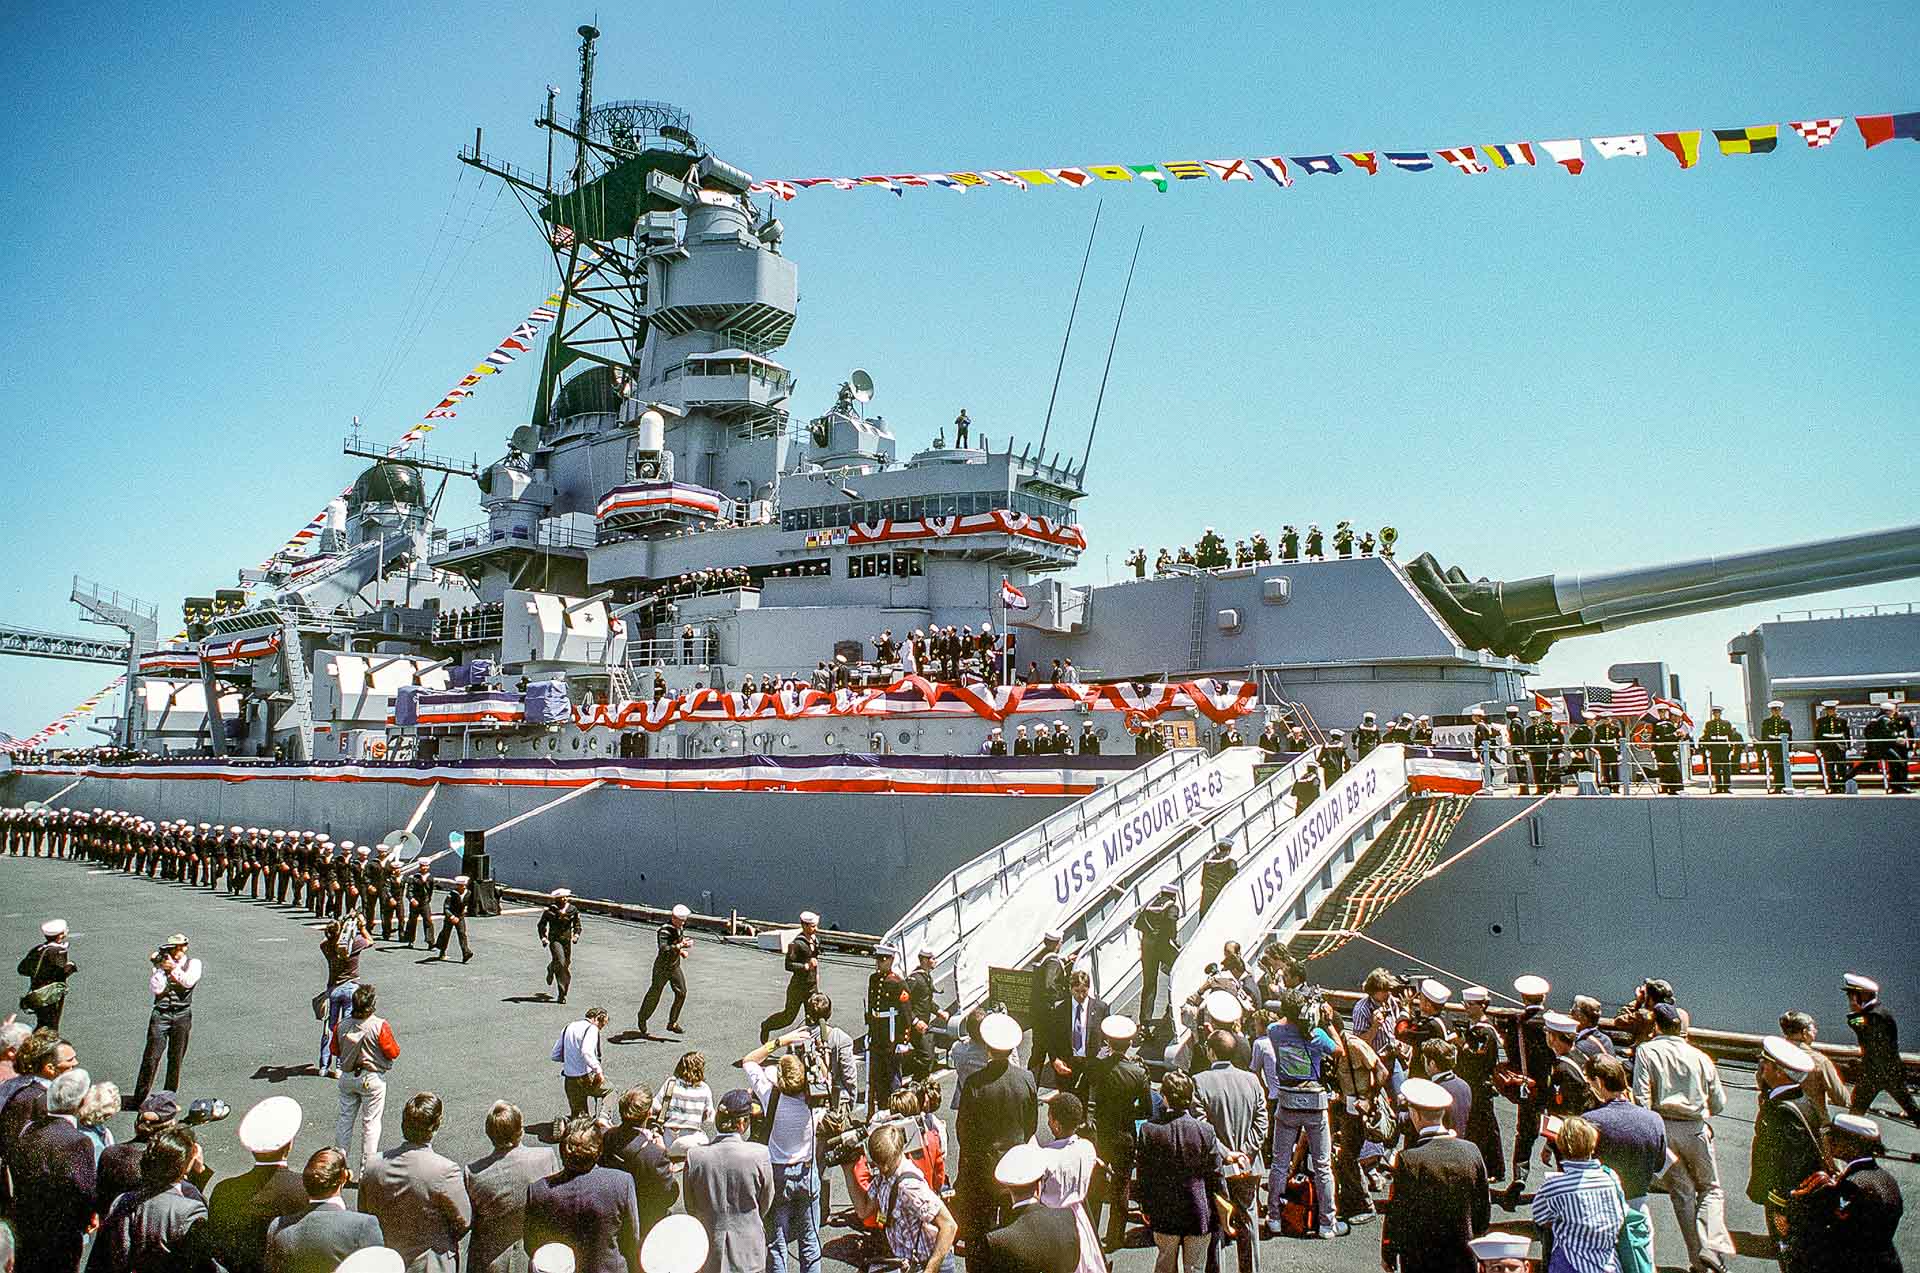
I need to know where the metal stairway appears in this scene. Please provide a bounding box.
[1287,794,1476,963]
[886,745,1260,1006]
[279,615,314,761]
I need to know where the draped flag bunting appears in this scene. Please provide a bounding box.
[1655,130,1704,168]
[744,109,1912,201]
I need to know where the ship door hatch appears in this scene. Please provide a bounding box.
[1647,801,1688,899]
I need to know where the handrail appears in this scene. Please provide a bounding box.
[886,748,1208,974]
[1080,750,1324,1010]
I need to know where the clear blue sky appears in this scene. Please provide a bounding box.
[2,1,1916,739]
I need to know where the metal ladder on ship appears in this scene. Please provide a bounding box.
[1254,668,1328,747]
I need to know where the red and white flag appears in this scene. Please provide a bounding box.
[1000,577,1029,610]
[1540,138,1586,174]
[1788,118,1844,148]
[1438,147,1488,174]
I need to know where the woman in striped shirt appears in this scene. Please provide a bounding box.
[659,1049,716,1139]
[1531,1116,1628,1273]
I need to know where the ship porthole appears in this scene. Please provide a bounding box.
[1488,923,1504,936]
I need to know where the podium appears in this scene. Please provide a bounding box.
[456,829,503,917]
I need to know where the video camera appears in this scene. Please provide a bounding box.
[183,1098,230,1127]
[817,1109,926,1169]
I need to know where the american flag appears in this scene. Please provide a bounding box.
[1586,682,1652,718]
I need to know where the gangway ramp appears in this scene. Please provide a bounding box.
[885,746,1261,1007]
[1162,745,1484,1016]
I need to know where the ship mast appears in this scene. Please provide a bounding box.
[529,23,600,430]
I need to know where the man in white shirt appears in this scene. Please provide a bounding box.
[134,932,202,1105]
[1630,1002,1733,1273]
[741,1032,823,1273]
[1056,970,1109,1093]
[553,1008,609,1118]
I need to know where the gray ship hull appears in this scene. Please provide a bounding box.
[1308,792,1920,1034]
[3,757,1112,932]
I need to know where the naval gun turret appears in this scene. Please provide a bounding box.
[1406,520,1920,662]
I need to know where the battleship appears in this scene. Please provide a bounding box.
[6,26,1920,1033]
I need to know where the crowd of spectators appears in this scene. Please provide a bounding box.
[1125,523,1400,578]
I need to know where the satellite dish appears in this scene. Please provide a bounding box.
[508,425,539,454]
[848,369,874,404]
[380,829,424,861]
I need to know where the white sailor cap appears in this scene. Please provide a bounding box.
[1043,928,1065,943]
[1401,1078,1452,1111]
[1831,1113,1882,1144]
[1461,986,1490,1004]
[453,875,470,886]
[1419,979,1451,1004]
[1204,989,1244,1025]
[1822,699,1840,708]
[335,1249,407,1273]
[1763,1035,1815,1077]
[640,1214,710,1273]
[1467,1231,1531,1261]
[198,822,210,830]
[551,887,572,899]
[1471,706,1487,716]
[1418,714,1431,723]
[1542,1012,1578,1036]
[41,919,67,938]
[994,1143,1049,1187]
[1768,700,1785,709]
[529,1244,576,1273]
[798,910,819,925]
[340,841,355,851]
[238,1095,303,1154]
[1844,973,1879,994]
[356,846,372,857]
[1100,1015,1138,1043]
[1513,974,1551,997]
[980,1012,1022,1053]
[672,904,691,920]
[1362,712,1376,722]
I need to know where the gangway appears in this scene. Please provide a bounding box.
[885,745,1262,1003]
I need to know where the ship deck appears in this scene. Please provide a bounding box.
[5,856,1916,1270]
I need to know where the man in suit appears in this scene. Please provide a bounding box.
[1086,1016,1152,1252]
[523,1120,640,1273]
[599,1087,678,1245]
[264,1149,384,1273]
[464,1101,557,1273]
[1049,971,1107,1094]
[358,1092,471,1273]
[1380,1079,1490,1273]
[955,1013,1040,1253]
[207,1096,309,1273]
[759,912,821,1043]
[86,1125,217,1273]
[1135,1070,1228,1273]
[978,1144,1080,1273]
[1191,1030,1268,1273]
[683,1090,773,1273]
[1750,1036,1824,1257]
[12,1067,98,1273]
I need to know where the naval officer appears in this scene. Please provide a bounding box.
[1844,972,1920,1124]
[1381,1078,1490,1273]
[638,904,693,1037]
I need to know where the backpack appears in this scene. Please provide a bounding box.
[1278,1168,1318,1238]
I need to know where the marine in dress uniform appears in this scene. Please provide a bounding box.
[760,910,822,1042]
[539,888,584,1004]
[1783,1114,1905,1273]
[1700,706,1743,793]
[1750,1035,1825,1257]
[1759,700,1794,793]
[1814,701,1853,792]
[903,949,944,1082]
[1382,1079,1491,1273]
[1845,973,1920,1123]
[865,947,912,1106]
[1591,715,1624,793]
[1651,709,1687,794]
[1522,713,1562,795]
[638,904,693,1035]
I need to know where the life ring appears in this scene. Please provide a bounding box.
[368,739,388,760]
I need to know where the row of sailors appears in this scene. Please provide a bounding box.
[0,808,450,937]
[1128,522,1402,575]
[980,720,1102,755]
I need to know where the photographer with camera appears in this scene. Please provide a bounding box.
[847,1120,958,1273]
[742,1032,826,1273]
[133,933,201,1107]
[318,915,372,1079]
